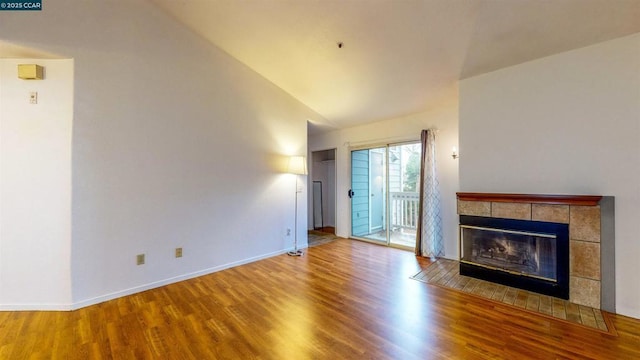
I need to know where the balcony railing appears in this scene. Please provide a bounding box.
[390,192,419,231]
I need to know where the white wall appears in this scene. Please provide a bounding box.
[0,59,73,309]
[0,0,321,309]
[311,156,336,229]
[308,99,460,259]
[460,33,640,319]
[324,160,336,227]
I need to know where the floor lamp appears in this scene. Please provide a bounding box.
[287,155,307,256]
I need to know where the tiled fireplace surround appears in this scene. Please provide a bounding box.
[456,193,615,313]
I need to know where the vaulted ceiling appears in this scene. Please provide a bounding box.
[150,0,640,133]
[3,1,639,134]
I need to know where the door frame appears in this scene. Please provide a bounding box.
[348,140,420,250]
[309,148,337,234]
[368,149,385,234]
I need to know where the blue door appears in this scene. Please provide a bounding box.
[350,149,370,237]
[350,147,386,243]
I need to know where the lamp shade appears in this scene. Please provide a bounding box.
[288,156,307,175]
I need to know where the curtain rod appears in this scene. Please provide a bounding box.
[343,128,440,148]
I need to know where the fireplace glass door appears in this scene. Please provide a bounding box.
[460,225,558,282]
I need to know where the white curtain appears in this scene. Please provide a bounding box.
[415,129,444,258]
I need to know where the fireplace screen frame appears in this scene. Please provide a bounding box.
[459,215,569,299]
[460,225,558,282]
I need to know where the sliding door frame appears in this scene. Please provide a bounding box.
[348,140,419,250]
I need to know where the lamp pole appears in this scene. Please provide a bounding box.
[287,156,306,256]
[288,175,303,256]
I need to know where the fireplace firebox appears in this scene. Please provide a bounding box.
[459,215,569,299]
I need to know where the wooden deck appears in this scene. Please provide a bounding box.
[1,238,639,359]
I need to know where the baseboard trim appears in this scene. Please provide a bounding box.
[1,248,292,312]
[70,248,290,310]
[0,303,73,311]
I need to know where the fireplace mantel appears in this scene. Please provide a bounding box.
[456,192,602,206]
[456,192,615,313]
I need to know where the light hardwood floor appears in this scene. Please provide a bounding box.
[1,238,639,359]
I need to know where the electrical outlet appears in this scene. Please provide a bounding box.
[29,92,38,104]
[136,254,145,265]
[175,247,183,258]
[286,228,291,236]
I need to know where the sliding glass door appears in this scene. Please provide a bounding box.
[350,143,421,248]
[350,147,386,243]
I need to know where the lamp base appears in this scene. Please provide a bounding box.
[287,250,304,257]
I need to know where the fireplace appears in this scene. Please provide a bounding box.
[459,215,569,299]
[456,193,615,312]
